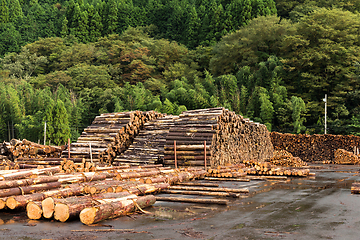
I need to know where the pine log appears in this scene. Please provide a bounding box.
[175,182,219,187]
[26,201,43,220]
[155,196,228,205]
[43,192,133,219]
[204,177,250,182]
[0,181,61,198]
[79,195,156,225]
[6,185,84,209]
[0,176,59,189]
[168,186,249,193]
[161,189,241,198]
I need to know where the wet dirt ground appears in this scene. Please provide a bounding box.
[0,164,359,240]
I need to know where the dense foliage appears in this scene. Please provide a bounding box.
[1,1,360,144]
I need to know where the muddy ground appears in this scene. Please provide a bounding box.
[0,164,359,240]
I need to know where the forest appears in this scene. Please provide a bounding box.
[1,0,360,144]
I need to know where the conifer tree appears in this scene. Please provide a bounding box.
[0,0,9,23]
[8,0,23,23]
[87,5,102,42]
[53,99,70,145]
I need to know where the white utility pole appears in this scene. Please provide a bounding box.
[44,121,47,145]
[323,94,327,134]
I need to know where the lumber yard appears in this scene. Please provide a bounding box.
[0,108,360,238]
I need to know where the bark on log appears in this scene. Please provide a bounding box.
[168,186,248,193]
[161,189,241,198]
[155,196,228,205]
[0,181,61,198]
[79,195,156,225]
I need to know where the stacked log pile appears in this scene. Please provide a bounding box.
[206,165,248,178]
[270,132,360,163]
[164,108,274,167]
[269,150,308,167]
[114,115,179,165]
[334,149,359,165]
[5,139,64,160]
[243,159,310,177]
[61,111,163,164]
[351,182,360,194]
[0,165,208,225]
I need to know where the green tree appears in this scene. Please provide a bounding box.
[52,99,70,145]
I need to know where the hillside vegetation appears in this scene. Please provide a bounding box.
[1,0,360,144]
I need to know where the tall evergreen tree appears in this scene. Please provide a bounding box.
[8,0,23,23]
[105,0,118,35]
[87,5,102,42]
[0,0,9,23]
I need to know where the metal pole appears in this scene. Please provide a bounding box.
[44,121,47,145]
[174,140,177,169]
[324,94,327,134]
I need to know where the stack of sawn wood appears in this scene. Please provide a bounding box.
[0,164,207,225]
[351,182,360,194]
[163,108,274,167]
[270,132,360,163]
[114,115,179,165]
[61,111,164,164]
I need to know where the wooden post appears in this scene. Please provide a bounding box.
[90,143,93,163]
[174,140,177,169]
[43,121,47,145]
[204,140,207,170]
[68,138,70,159]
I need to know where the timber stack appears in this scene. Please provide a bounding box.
[243,159,310,177]
[351,182,360,194]
[5,139,64,160]
[164,108,274,167]
[114,115,179,165]
[333,149,359,165]
[0,165,207,224]
[269,150,308,167]
[270,132,360,162]
[61,111,163,164]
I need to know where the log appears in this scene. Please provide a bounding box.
[43,192,133,219]
[0,181,61,198]
[26,201,43,220]
[204,177,250,182]
[176,182,219,187]
[161,189,241,198]
[79,195,156,225]
[6,185,84,210]
[0,176,59,189]
[168,185,249,193]
[155,196,228,205]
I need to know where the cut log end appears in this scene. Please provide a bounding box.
[42,198,55,219]
[0,199,6,210]
[5,197,18,210]
[79,207,97,225]
[54,204,69,222]
[26,202,42,220]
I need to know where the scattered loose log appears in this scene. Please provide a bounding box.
[204,177,250,182]
[168,185,249,193]
[161,189,241,198]
[175,182,219,187]
[155,196,228,205]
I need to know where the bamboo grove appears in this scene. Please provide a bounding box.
[2,1,360,144]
